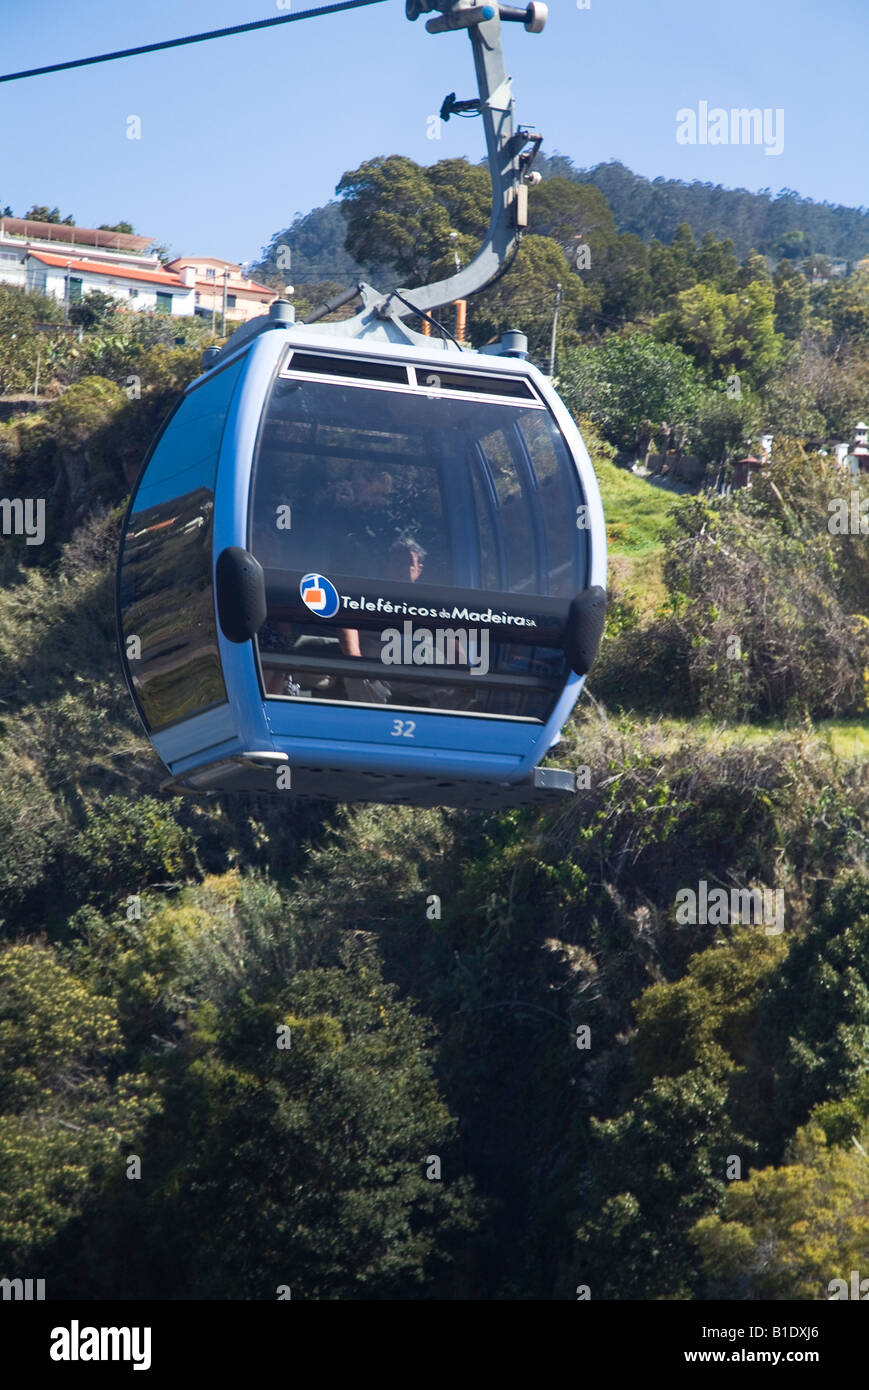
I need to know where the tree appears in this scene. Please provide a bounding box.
[647,223,698,309]
[55,872,483,1299]
[0,283,65,394]
[596,232,652,324]
[337,155,468,286]
[751,870,869,1149]
[0,943,157,1267]
[737,250,773,287]
[23,205,74,226]
[695,231,740,293]
[68,289,122,331]
[470,235,596,364]
[256,202,367,288]
[692,383,761,465]
[653,279,782,382]
[774,228,812,260]
[97,222,135,234]
[691,1123,869,1299]
[773,261,811,339]
[558,332,703,453]
[812,270,869,347]
[64,795,197,910]
[427,158,492,241]
[526,177,617,265]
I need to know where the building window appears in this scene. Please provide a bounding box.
[156,291,172,313]
[205,268,216,280]
[227,294,237,309]
[130,288,139,298]
[195,291,201,304]
[68,277,82,303]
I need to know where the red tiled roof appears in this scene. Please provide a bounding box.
[27,251,186,288]
[193,277,275,296]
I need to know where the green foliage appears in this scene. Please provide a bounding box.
[0,943,157,1266]
[544,158,869,263]
[68,290,122,331]
[751,870,869,1146]
[773,262,812,339]
[691,1124,869,1299]
[653,277,782,383]
[690,382,761,464]
[64,796,198,908]
[0,759,64,920]
[337,155,480,285]
[527,177,617,264]
[812,270,869,348]
[0,284,66,394]
[3,161,869,1303]
[598,443,869,721]
[559,333,704,452]
[23,205,74,225]
[49,872,482,1300]
[471,235,595,362]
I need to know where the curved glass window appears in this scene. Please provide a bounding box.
[249,370,587,720]
[118,357,244,732]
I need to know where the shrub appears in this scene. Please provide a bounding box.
[65,795,197,908]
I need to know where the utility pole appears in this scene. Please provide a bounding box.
[450,232,466,344]
[548,281,562,378]
[221,267,229,337]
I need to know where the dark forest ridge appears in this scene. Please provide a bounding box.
[257,156,869,287]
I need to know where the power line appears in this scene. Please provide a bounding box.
[0,0,388,85]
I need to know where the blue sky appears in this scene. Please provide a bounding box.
[1,0,866,267]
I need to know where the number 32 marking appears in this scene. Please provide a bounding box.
[391,719,416,737]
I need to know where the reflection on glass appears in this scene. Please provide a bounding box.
[119,358,242,732]
[120,488,225,731]
[250,376,582,720]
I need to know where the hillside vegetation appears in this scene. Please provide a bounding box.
[1,160,868,1299]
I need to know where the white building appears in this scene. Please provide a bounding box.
[0,217,194,314]
[166,257,276,323]
[23,250,194,314]
[847,421,869,477]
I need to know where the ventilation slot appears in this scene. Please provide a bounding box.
[285,352,409,384]
[416,369,535,399]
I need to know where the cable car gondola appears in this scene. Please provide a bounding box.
[115,0,607,809]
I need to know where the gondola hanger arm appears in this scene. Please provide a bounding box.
[380,0,546,322]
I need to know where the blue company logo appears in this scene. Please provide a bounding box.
[300,572,340,618]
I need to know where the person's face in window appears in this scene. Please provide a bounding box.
[387,545,423,583]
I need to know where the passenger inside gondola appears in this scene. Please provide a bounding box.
[338,536,428,704]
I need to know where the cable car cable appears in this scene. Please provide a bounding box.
[0,0,389,85]
[389,290,465,349]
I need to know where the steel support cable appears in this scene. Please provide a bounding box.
[0,0,389,84]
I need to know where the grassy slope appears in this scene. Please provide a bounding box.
[593,458,869,756]
[594,457,687,616]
